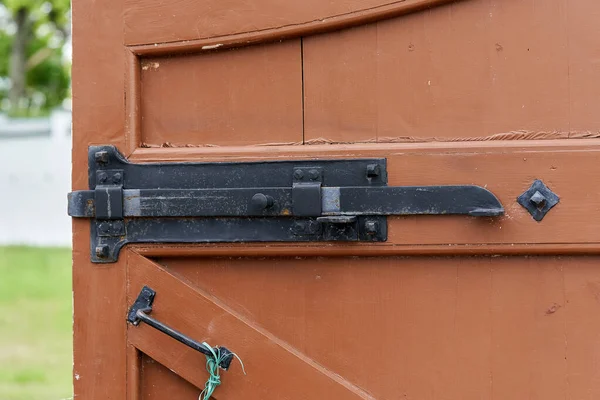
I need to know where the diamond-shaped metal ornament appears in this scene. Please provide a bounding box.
[517,180,559,221]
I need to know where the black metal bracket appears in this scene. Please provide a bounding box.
[127,286,233,370]
[68,145,504,262]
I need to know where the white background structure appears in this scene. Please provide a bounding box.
[0,110,72,246]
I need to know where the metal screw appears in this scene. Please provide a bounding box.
[308,169,320,181]
[529,191,546,208]
[95,151,109,165]
[95,245,110,258]
[365,220,379,235]
[366,164,380,178]
[293,169,304,180]
[112,172,122,184]
[98,172,108,183]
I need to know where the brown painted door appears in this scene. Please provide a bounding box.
[72,0,600,399]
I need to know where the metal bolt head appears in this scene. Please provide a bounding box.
[308,169,320,181]
[365,220,379,235]
[366,164,380,178]
[293,169,304,180]
[97,172,108,183]
[251,193,274,210]
[291,221,306,235]
[113,221,124,232]
[517,179,560,222]
[95,245,110,258]
[306,220,321,234]
[98,222,110,234]
[95,151,109,164]
[529,191,546,208]
[112,172,122,184]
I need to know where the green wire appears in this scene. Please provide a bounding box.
[199,343,245,400]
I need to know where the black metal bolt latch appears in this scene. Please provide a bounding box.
[68,145,504,263]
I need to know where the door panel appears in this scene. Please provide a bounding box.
[123,0,457,46]
[127,251,371,399]
[303,0,600,143]
[126,252,600,399]
[73,0,600,398]
[140,40,303,147]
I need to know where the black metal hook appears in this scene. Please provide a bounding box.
[127,286,234,370]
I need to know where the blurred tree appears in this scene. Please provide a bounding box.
[0,0,70,116]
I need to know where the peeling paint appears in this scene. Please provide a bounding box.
[202,43,223,50]
[137,130,600,148]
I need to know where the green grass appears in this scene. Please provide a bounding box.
[0,247,73,400]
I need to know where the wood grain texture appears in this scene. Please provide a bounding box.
[126,251,374,399]
[124,0,459,46]
[72,0,127,397]
[304,0,600,142]
[154,255,600,399]
[140,354,200,399]
[139,40,303,147]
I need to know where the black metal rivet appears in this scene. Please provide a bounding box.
[365,220,379,235]
[95,151,109,164]
[529,191,546,208]
[308,169,320,181]
[251,193,274,210]
[366,164,380,178]
[293,169,304,180]
[306,221,321,234]
[98,222,109,234]
[291,221,305,235]
[112,172,122,184]
[98,172,108,183]
[517,179,559,222]
[113,221,124,231]
[95,245,110,258]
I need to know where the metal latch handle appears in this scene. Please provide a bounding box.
[127,286,234,370]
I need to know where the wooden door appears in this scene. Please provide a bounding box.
[72,0,600,398]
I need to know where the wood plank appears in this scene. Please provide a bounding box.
[304,0,577,142]
[124,140,600,250]
[72,0,128,396]
[124,0,460,46]
[126,251,374,400]
[156,255,583,399]
[567,1,600,132]
[563,259,600,398]
[140,354,200,399]
[489,258,566,399]
[139,40,303,147]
